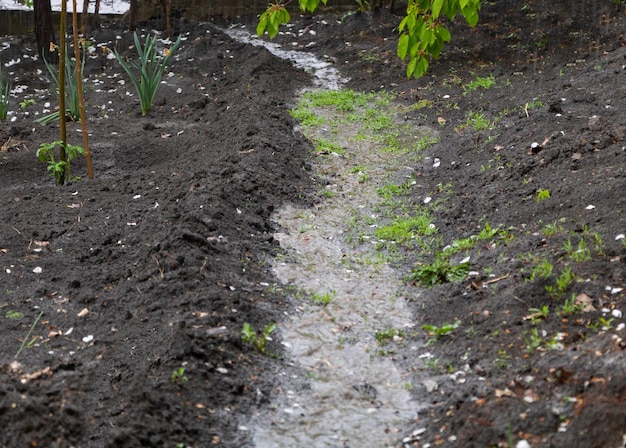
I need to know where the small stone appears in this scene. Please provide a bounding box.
[33,266,42,274]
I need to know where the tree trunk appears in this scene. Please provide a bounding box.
[129,0,138,31]
[33,0,57,63]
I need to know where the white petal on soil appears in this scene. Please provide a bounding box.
[585,204,596,210]
[33,266,42,274]
[133,194,141,199]
[82,335,94,343]
[616,234,625,240]
[77,308,89,317]
[516,441,531,448]
[423,197,432,204]
[611,287,624,294]
[65,327,73,335]
[433,158,441,168]
[611,309,623,318]
[616,323,625,331]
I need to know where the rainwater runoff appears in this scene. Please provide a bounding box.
[225,24,437,447]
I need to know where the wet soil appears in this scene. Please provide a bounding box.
[1,1,625,446]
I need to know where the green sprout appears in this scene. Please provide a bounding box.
[0,65,10,120]
[242,322,276,354]
[37,140,85,185]
[422,320,461,345]
[170,366,188,384]
[536,188,551,203]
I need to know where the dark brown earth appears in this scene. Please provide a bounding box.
[1,1,625,447]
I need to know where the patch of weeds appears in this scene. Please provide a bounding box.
[241,322,276,354]
[302,89,372,112]
[524,328,543,353]
[290,105,324,126]
[422,320,461,344]
[19,98,36,109]
[545,267,575,299]
[5,310,24,319]
[529,257,553,281]
[563,238,591,262]
[375,212,436,246]
[314,137,345,155]
[463,111,494,131]
[541,219,564,237]
[375,328,405,344]
[170,366,188,384]
[591,317,615,332]
[536,188,551,203]
[462,73,496,95]
[416,134,440,151]
[376,182,411,200]
[363,107,393,132]
[310,290,336,305]
[494,349,510,370]
[559,294,584,316]
[409,253,470,287]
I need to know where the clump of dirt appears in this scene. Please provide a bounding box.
[0,0,624,446]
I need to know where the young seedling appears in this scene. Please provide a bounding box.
[15,311,44,358]
[536,188,551,203]
[310,290,336,305]
[529,257,553,281]
[170,366,188,384]
[37,140,85,185]
[527,305,549,323]
[422,320,461,345]
[241,322,276,354]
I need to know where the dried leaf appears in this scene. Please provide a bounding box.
[575,293,595,312]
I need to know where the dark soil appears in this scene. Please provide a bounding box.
[1,1,625,447]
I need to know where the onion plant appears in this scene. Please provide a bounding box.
[113,32,181,116]
[0,65,10,120]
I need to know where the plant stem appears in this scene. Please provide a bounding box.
[58,0,67,184]
[15,311,44,358]
[71,0,93,179]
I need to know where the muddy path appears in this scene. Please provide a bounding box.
[1,0,625,446]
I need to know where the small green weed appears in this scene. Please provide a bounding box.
[524,328,542,353]
[314,137,345,155]
[310,290,336,305]
[559,294,584,316]
[170,366,188,384]
[242,322,276,354]
[5,310,23,319]
[545,267,575,298]
[541,219,564,237]
[375,328,405,344]
[422,320,461,344]
[563,238,592,262]
[529,257,553,281]
[536,188,551,203]
[527,305,549,323]
[464,111,494,131]
[462,74,496,95]
[19,98,35,109]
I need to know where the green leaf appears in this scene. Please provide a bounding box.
[397,33,409,59]
[257,14,268,36]
[406,57,418,78]
[432,0,444,18]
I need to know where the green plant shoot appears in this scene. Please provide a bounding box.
[114,32,182,116]
[37,141,85,185]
